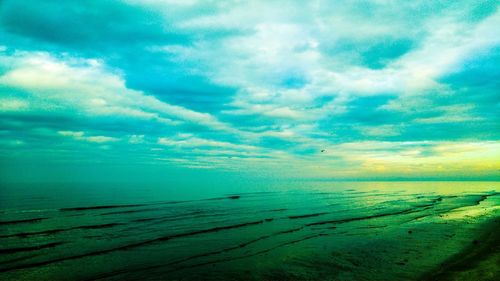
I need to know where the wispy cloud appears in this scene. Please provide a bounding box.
[58,131,119,143]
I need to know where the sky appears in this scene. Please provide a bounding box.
[0,0,499,183]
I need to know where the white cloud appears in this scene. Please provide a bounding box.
[86,136,119,143]
[359,125,401,137]
[392,11,500,93]
[58,131,85,138]
[158,134,257,151]
[148,4,500,131]
[0,98,29,111]
[129,134,145,144]
[0,51,235,132]
[58,130,119,143]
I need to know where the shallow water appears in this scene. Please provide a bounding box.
[0,181,499,280]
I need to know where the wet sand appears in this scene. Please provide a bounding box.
[422,216,500,281]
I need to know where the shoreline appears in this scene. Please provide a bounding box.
[420,216,500,281]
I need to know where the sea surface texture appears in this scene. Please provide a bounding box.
[0,182,498,280]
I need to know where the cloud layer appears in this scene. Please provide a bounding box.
[1,0,499,181]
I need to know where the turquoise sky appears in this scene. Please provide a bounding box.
[0,0,499,183]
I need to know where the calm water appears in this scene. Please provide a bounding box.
[0,181,499,280]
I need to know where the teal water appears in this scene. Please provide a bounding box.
[0,181,499,280]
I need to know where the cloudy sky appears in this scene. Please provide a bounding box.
[0,0,499,183]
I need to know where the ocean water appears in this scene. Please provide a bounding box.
[0,181,498,280]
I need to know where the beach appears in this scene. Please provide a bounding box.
[422,216,499,281]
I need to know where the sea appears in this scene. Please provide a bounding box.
[0,181,498,280]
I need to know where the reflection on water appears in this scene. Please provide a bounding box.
[0,181,498,280]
